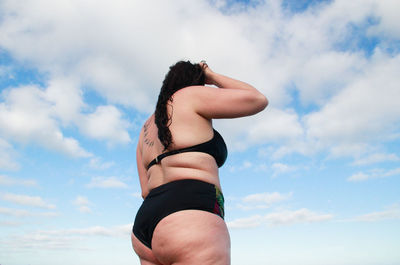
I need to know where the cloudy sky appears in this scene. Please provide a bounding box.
[1,0,399,264]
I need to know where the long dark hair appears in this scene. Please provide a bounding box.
[155,60,205,150]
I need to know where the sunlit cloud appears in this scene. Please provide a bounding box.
[0,138,19,170]
[86,176,129,189]
[0,206,58,218]
[73,195,92,213]
[0,175,37,187]
[352,153,400,166]
[0,85,92,158]
[87,157,115,170]
[228,208,333,228]
[347,167,400,182]
[0,192,56,209]
[238,191,293,210]
[353,205,400,222]
[79,105,131,145]
[0,0,399,161]
[0,224,132,251]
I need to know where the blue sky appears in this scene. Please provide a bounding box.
[1,0,400,264]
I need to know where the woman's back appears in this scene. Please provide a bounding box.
[138,87,222,197]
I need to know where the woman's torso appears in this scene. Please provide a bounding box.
[138,88,223,196]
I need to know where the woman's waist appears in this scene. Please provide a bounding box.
[146,169,221,197]
[144,178,224,207]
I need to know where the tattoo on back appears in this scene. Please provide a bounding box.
[143,120,154,147]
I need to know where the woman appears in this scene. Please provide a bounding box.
[132,60,268,265]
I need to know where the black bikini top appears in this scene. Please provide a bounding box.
[147,129,228,170]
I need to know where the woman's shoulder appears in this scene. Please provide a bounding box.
[171,86,219,107]
[173,85,217,96]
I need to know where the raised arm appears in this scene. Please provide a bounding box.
[189,63,268,119]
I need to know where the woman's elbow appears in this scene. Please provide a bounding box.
[253,92,268,113]
[260,94,269,110]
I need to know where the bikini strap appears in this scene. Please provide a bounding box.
[146,149,184,170]
[146,130,219,170]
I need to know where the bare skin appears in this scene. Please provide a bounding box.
[132,63,268,265]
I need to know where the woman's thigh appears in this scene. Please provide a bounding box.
[151,210,231,265]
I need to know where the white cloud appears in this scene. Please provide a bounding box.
[227,215,264,229]
[228,160,253,173]
[88,157,115,170]
[0,0,351,111]
[73,196,90,211]
[0,79,131,157]
[0,220,22,226]
[248,108,304,143]
[0,206,31,217]
[271,162,297,177]
[79,105,131,145]
[293,51,366,105]
[227,208,333,229]
[353,205,400,222]
[239,191,292,210]
[73,195,92,213]
[0,206,58,217]
[368,0,400,38]
[0,192,56,209]
[51,224,131,237]
[347,172,370,182]
[352,153,400,166]
[0,85,91,158]
[0,0,399,161]
[347,167,400,182]
[264,208,333,226]
[86,176,129,189]
[0,138,19,170]
[0,223,131,250]
[77,206,91,214]
[76,56,155,111]
[0,175,37,187]
[304,53,400,158]
[217,107,305,152]
[43,77,85,125]
[1,233,75,251]
[234,161,301,177]
[384,168,400,177]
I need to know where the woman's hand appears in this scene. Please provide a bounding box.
[199,61,214,85]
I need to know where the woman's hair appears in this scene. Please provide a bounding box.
[155,60,205,150]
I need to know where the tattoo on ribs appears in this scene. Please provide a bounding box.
[143,120,154,147]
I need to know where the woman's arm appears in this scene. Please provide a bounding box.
[189,63,268,119]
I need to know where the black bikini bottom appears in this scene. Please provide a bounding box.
[132,179,225,249]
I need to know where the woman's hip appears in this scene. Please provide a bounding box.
[132,178,225,249]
